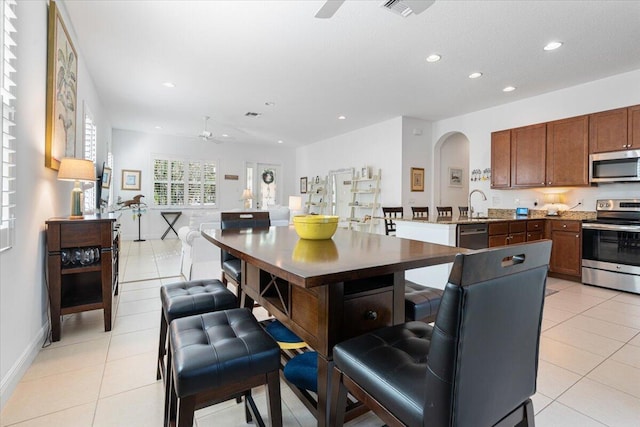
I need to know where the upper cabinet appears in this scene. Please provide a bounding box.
[511,123,547,188]
[491,104,637,189]
[490,130,511,188]
[589,107,628,153]
[547,115,589,186]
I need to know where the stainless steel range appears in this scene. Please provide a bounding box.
[582,199,640,294]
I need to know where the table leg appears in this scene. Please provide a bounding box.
[160,212,182,240]
[317,355,332,427]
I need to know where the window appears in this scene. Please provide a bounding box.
[83,106,97,214]
[153,157,217,207]
[1,0,16,252]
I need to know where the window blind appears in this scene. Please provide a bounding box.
[0,0,16,252]
[83,111,97,214]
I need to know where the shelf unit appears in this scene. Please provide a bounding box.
[347,169,381,233]
[305,176,328,214]
[46,214,120,342]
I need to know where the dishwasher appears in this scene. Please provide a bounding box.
[457,223,488,249]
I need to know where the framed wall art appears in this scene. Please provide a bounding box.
[449,167,463,187]
[122,169,141,191]
[300,177,308,194]
[45,0,78,170]
[411,167,424,192]
[101,165,112,189]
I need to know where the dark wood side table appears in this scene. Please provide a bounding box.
[46,214,118,342]
[160,211,182,239]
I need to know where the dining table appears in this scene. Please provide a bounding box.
[202,225,464,427]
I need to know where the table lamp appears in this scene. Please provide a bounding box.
[241,189,254,209]
[543,193,563,216]
[57,158,96,219]
[288,195,303,223]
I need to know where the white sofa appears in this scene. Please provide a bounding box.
[178,207,290,280]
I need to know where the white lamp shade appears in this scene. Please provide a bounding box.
[288,196,302,211]
[58,158,96,182]
[543,193,563,204]
[241,189,254,200]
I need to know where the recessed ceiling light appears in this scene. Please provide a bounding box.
[154,126,162,130]
[503,86,516,92]
[468,72,483,79]
[162,82,175,88]
[221,134,229,138]
[338,115,346,120]
[426,54,441,63]
[265,101,276,107]
[277,140,283,144]
[543,41,563,51]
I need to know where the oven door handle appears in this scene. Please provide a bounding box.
[582,223,640,232]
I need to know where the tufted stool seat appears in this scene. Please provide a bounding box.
[404,281,443,324]
[157,279,238,381]
[165,308,282,427]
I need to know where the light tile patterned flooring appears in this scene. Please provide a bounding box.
[1,238,639,426]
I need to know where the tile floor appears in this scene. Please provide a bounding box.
[1,238,639,426]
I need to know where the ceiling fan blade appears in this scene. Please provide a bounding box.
[315,0,345,19]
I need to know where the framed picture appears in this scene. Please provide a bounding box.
[300,177,308,194]
[122,169,141,191]
[411,167,424,192]
[101,165,112,189]
[361,166,370,180]
[45,1,78,170]
[449,167,463,187]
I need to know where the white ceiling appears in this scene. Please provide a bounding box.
[63,0,640,147]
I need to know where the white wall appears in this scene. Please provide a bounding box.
[0,1,113,409]
[296,117,403,233]
[431,69,640,213]
[111,129,296,240]
[402,117,432,214]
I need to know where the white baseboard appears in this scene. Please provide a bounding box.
[0,320,49,411]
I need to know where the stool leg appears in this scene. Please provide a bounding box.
[157,312,167,381]
[176,395,196,427]
[266,370,282,427]
[164,337,175,427]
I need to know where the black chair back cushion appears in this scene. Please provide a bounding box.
[220,212,270,264]
[424,241,551,426]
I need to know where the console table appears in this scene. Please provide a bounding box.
[202,225,463,426]
[46,214,119,342]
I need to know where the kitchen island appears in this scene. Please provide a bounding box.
[201,225,463,427]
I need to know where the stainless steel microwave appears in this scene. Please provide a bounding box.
[589,149,640,183]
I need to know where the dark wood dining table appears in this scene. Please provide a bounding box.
[202,225,463,426]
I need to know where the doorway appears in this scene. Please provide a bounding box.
[434,132,470,209]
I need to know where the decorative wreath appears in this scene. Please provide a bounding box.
[262,169,275,185]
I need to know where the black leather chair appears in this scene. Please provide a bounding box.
[220,211,270,305]
[330,240,552,427]
[382,207,403,235]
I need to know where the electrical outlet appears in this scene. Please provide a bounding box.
[577,199,584,206]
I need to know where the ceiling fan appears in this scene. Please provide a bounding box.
[197,116,223,143]
[315,0,435,19]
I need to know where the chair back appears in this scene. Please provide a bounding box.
[220,212,270,263]
[381,207,403,235]
[424,240,551,427]
[458,206,469,217]
[411,206,429,219]
[436,206,453,216]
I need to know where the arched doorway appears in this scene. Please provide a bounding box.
[432,132,470,211]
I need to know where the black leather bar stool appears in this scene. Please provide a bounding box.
[157,279,237,382]
[165,308,282,427]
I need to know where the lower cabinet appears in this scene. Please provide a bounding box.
[549,220,582,279]
[488,221,526,247]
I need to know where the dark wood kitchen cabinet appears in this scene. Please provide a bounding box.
[46,215,119,342]
[526,220,545,241]
[589,107,628,153]
[546,115,589,186]
[511,123,547,188]
[548,220,582,280]
[491,129,511,188]
[629,104,640,149]
[488,221,526,247]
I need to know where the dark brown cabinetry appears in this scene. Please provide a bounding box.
[548,220,582,279]
[547,115,589,186]
[46,215,119,342]
[526,220,545,241]
[511,124,547,188]
[488,221,526,247]
[491,130,511,188]
[629,105,640,149]
[589,107,628,153]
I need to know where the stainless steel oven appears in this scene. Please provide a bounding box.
[582,199,640,294]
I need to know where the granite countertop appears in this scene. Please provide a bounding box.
[396,209,596,225]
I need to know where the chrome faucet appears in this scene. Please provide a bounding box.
[468,189,487,218]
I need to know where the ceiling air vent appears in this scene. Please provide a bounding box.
[245,112,262,117]
[380,0,435,17]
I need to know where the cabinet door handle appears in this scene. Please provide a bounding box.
[548,181,552,185]
[364,310,378,321]
[576,234,579,238]
[563,224,567,228]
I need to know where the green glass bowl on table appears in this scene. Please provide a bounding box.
[292,215,339,240]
